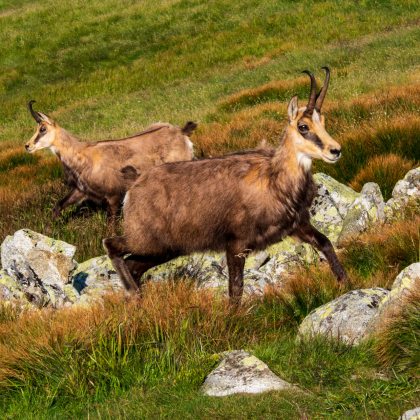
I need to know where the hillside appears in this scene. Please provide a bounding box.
[1,0,420,418]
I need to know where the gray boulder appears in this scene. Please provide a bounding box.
[313,173,360,219]
[385,167,420,221]
[399,407,420,420]
[298,288,389,345]
[1,229,77,289]
[243,269,272,296]
[261,237,319,281]
[201,350,295,396]
[0,269,26,301]
[309,173,360,246]
[72,255,122,294]
[339,183,385,242]
[369,263,420,332]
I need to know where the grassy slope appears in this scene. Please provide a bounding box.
[1,0,420,418]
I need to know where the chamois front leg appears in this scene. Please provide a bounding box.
[226,243,247,304]
[47,188,85,231]
[294,223,349,284]
[106,198,121,230]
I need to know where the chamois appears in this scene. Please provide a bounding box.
[25,102,197,227]
[104,68,348,302]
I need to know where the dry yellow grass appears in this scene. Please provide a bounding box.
[349,154,417,194]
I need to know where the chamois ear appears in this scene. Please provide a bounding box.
[287,94,299,123]
[37,112,54,125]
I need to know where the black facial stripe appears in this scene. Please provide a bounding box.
[34,128,47,144]
[302,132,324,149]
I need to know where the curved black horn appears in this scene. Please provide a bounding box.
[315,67,330,113]
[28,101,42,123]
[302,70,317,116]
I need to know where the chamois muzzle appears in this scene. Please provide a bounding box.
[29,100,42,123]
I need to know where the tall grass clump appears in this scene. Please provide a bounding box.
[340,214,420,284]
[374,282,420,374]
[0,281,266,406]
[349,154,416,201]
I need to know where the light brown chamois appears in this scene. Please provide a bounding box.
[25,102,197,227]
[103,68,348,302]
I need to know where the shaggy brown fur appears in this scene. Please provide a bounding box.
[25,102,197,227]
[103,68,348,302]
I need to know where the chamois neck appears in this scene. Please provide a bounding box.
[271,127,311,182]
[51,127,88,170]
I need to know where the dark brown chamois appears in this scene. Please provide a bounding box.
[25,102,197,227]
[104,68,348,302]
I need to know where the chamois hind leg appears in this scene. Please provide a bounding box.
[103,236,138,292]
[294,223,349,284]
[226,243,246,304]
[125,254,175,289]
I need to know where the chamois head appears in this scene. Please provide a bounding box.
[25,101,58,153]
[287,67,342,170]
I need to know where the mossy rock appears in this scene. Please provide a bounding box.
[298,288,389,345]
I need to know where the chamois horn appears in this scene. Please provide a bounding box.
[302,70,317,116]
[315,67,330,112]
[28,101,42,123]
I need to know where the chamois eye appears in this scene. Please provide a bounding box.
[298,125,309,134]
[40,126,46,133]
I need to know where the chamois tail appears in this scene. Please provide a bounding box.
[181,121,198,137]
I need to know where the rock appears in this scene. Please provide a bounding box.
[369,263,420,331]
[0,269,26,301]
[313,173,360,219]
[385,167,420,221]
[63,284,80,303]
[298,288,389,345]
[261,237,319,281]
[72,255,121,293]
[201,350,295,396]
[339,183,385,242]
[144,253,228,288]
[245,251,270,270]
[1,229,77,289]
[243,269,272,296]
[399,407,420,420]
[310,191,343,246]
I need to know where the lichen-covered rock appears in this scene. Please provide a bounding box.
[399,407,420,420]
[385,167,420,221]
[298,288,389,345]
[201,350,294,396]
[63,284,80,303]
[310,193,343,246]
[339,183,385,242]
[369,263,420,332]
[261,238,319,281]
[313,173,360,219]
[143,253,227,288]
[244,251,270,270]
[1,229,77,288]
[72,255,122,293]
[0,269,26,300]
[243,269,271,296]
